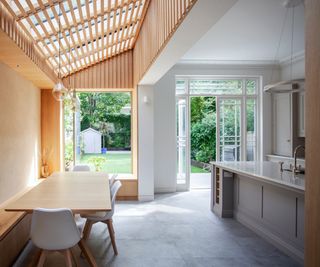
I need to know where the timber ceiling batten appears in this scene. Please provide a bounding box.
[2,0,147,77]
[133,0,197,85]
[0,2,58,87]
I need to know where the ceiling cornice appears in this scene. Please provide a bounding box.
[279,50,305,66]
[176,59,279,68]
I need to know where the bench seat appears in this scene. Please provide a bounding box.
[0,210,26,239]
[0,209,31,267]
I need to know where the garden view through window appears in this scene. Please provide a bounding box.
[176,77,258,187]
[64,92,132,173]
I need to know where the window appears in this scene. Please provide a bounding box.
[219,99,241,161]
[175,76,260,186]
[64,92,132,173]
[189,79,243,95]
[246,98,257,161]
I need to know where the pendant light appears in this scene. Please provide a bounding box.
[52,2,67,101]
[264,0,305,93]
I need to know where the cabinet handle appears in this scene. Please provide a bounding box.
[287,139,291,142]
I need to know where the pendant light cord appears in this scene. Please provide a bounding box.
[270,8,289,84]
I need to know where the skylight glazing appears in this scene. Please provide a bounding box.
[3,0,147,77]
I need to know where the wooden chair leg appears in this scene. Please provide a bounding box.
[83,220,94,240]
[106,219,118,255]
[70,248,79,267]
[78,239,98,267]
[37,249,47,267]
[62,249,73,267]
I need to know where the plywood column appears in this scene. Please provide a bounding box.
[305,0,320,266]
[41,90,61,174]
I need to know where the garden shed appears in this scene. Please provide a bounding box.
[81,128,102,154]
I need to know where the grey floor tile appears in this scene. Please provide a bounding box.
[184,256,256,267]
[13,189,302,267]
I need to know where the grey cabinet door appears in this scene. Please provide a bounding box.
[237,176,262,220]
[263,184,296,240]
[297,196,304,248]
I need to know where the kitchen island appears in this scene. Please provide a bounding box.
[210,161,304,262]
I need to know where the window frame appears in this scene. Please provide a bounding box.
[175,75,261,189]
[63,88,136,178]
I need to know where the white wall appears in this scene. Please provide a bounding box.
[153,73,177,193]
[138,85,155,200]
[280,57,305,80]
[0,62,41,204]
[150,63,279,193]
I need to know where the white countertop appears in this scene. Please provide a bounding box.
[211,161,305,192]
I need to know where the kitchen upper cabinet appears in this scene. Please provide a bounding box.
[272,93,305,157]
[273,93,292,156]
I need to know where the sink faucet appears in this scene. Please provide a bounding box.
[293,145,305,174]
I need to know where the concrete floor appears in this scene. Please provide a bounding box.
[190,173,211,189]
[15,190,302,267]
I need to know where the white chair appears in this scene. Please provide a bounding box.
[72,165,91,171]
[109,174,118,187]
[82,181,122,255]
[31,208,96,267]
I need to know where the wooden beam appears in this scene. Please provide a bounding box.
[305,0,320,266]
[2,0,147,76]
[0,3,57,88]
[15,0,64,21]
[132,0,198,85]
[0,30,55,89]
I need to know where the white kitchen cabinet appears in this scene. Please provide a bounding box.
[273,93,292,156]
[272,92,305,157]
[298,92,305,137]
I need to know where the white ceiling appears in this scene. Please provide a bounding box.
[181,0,305,63]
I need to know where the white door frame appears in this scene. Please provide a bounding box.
[176,95,190,191]
[175,76,260,191]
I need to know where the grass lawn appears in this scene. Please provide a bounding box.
[80,152,208,174]
[80,152,132,173]
[191,165,209,173]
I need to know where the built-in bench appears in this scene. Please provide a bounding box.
[0,184,41,267]
[0,209,31,267]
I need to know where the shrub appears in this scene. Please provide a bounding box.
[87,156,107,171]
[191,113,216,163]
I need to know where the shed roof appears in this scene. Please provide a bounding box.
[81,127,101,135]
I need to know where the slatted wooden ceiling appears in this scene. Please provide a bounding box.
[1,0,148,77]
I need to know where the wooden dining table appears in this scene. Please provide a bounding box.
[5,171,112,267]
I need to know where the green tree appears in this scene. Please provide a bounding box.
[78,92,131,149]
[190,97,216,163]
[191,113,216,163]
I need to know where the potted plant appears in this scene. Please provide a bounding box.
[88,156,107,172]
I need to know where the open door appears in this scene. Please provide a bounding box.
[217,98,242,161]
[176,96,190,190]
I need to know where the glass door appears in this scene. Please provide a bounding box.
[176,97,190,190]
[217,98,242,161]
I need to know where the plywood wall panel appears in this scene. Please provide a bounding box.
[133,0,197,85]
[41,90,61,174]
[305,1,320,266]
[64,50,133,89]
